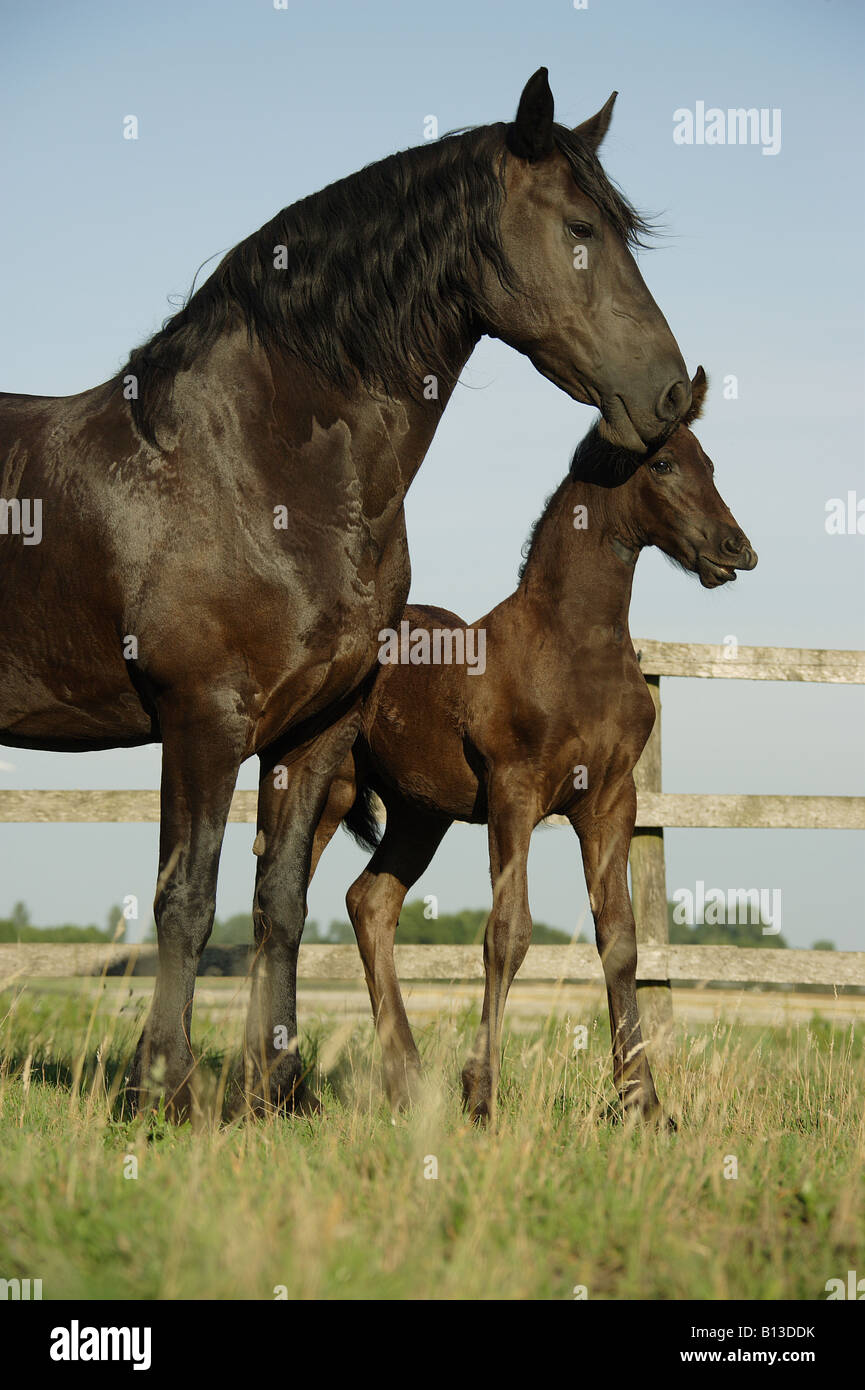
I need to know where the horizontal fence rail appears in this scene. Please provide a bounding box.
[0,788,862,830]
[1,943,864,987]
[634,642,865,683]
[1,643,863,1002]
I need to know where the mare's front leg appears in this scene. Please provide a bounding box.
[243,709,361,1115]
[461,774,536,1124]
[128,690,249,1121]
[572,778,667,1126]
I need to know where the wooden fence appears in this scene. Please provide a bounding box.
[1,642,864,1020]
[626,642,865,1030]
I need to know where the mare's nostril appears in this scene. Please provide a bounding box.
[656,377,691,422]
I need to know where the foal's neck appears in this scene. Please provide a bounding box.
[518,476,641,638]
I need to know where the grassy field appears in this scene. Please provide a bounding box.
[0,978,862,1301]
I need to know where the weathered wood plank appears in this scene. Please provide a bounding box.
[2,942,864,987]
[648,946,865,988]
[0,789,260,824]
[634,641,865,684]
[1,788,860,829]
[635,793,865,830]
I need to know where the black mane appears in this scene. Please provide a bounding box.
[518,420,645,580]
[549,123,654,249]
[568,422,646,487]
[118,121,652,444]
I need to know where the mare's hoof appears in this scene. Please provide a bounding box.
[236,1076,322,1120]
[125,1050,198,1125]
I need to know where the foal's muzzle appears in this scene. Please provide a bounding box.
[698,531,758,588]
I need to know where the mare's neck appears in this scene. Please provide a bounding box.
[175,320,478,508]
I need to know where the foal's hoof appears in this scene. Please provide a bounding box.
[466,1102,491,1127]
[620,1099,676,1133]
[460,1064,493,1125]
[384,1062,423,1113]
[638,1106,677,1133]
[644,1103,677,1133]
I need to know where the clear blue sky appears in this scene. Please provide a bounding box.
[1,0,863,947]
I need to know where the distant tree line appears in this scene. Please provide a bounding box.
[0,897,837,952]
[0,901,117,943]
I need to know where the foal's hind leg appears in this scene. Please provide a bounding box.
[346,801,450,1109]
[128,691,248,1121]
[243,709,361,1116]
[306,754,357,890]
[572,779,666,1125]
[461,776,536,1124]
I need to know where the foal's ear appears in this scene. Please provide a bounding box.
[683,365,708,425]
[573,92,617,153]
[507,67,555,161]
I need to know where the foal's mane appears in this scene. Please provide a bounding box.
[517,425,643,581]
[118,121,651,445]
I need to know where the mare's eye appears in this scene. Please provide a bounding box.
[567,221,593,238]
[649,458,673,474]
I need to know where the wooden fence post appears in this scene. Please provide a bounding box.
[629,673,674,1047]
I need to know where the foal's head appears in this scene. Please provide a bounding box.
[628,368,757,585]
[571,367,757,586]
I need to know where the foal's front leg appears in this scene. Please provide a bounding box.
[346,800,451,1109]
[573,779,666,1125]
[461,777,536,1124]
[243,709,361,1115]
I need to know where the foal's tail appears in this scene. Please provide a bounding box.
[343,780,382,854]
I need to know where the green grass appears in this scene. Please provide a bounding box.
[0,981,862,1300]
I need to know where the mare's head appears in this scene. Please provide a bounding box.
[572,368,758,586]
[484,68,690,451]
[122,67,689,452]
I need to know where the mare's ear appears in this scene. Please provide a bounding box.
[683,365,708,425]
[573,92,617,153]
[506,67,555,161]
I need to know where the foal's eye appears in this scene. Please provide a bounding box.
[649,458,673,474]
[567,221,593,239]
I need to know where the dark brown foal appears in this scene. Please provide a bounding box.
[311,368,757,1123]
